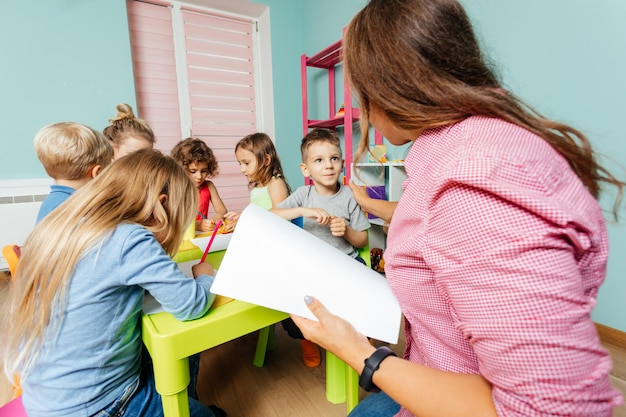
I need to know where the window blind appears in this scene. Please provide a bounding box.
[127,0,182,153]
[127,0,257,212]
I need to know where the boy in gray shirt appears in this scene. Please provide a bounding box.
[272,128,370,262]
[271,128,371,368]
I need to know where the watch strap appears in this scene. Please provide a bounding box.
[359,346,396,392]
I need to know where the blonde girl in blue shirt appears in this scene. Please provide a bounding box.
[4,149,225,417]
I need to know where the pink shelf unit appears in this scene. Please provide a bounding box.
[301,38,362,182]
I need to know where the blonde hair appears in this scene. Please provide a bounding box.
[3,149,196,378]
[33,122,113,180]
[345,0,624,217]
[102,103,155,148]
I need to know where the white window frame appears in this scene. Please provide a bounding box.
[169,0,275,140]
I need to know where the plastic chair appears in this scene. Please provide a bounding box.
[2,245,20,276]
[358,243,371,268]
[0,396,27,416]
[2,245,23,398]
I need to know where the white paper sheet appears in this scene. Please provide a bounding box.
[211,204,402,344]
[190,233,232,254]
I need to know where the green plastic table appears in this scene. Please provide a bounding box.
[141,245,359,417]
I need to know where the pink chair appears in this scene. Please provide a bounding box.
[0,396,27,416]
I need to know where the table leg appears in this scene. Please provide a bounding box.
[161,387,191,417]
[253,326,271,367]
[346,366,359,413]
[326,352,346,404]
[152,357,191,417]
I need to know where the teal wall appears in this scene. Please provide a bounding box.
[0,0,137,179]
[459,0,626,331]
[0,0,624,331]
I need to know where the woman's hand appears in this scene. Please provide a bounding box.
[348,181,371,207]
[290,296,374,369]
[349,180,397,223]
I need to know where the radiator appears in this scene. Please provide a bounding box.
[0,178,51,271]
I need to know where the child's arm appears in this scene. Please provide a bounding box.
[329,216,369,248]
[268,176,289,207]
[196,182,228,233]
[271,207,332,225]
[207,181,228,220]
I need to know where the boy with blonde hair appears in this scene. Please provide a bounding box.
[35,122,113,223]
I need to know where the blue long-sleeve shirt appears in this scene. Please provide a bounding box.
[36,184,75,223]
[22,223,215,417]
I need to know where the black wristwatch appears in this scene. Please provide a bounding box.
[359,346,397,392]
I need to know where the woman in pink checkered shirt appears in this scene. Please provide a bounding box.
[291,0,625,416]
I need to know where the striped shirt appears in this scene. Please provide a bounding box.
[385,116,623,416]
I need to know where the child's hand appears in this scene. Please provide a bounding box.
[197,219,214,233]
[208,217,224,230]
[224,211,240,222]
[329,216,347,237]
[192,262,215,278]
[302,208,331,225]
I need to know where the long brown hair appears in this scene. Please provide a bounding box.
[345,0,624,216]
[236,132,291,192]
[4,149,196,378]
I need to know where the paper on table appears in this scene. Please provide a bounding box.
[211,204,401,344]
[190,233,232,254]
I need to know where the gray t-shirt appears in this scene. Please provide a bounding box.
[278,184,370,257]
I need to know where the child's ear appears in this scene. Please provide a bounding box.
[264,154,272,166]
[89,164,103,179]
[299,163,310,178]
[158,194,167,205]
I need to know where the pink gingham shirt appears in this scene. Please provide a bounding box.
[385,116,623,416]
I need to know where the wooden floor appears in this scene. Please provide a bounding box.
[1,272,625,416]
